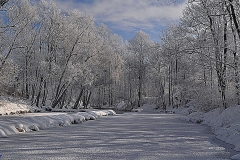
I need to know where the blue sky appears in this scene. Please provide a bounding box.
[55,0,188,42]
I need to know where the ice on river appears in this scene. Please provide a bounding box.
[0,112,238,160]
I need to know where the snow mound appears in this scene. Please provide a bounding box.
[0,110,116,137]
[202,107,240,152]
[0,96,39,115]
[0,101,31,115]
[91,110,116,116]
[184,106,240,153]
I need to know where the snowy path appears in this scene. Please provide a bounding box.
[0,112,237,160]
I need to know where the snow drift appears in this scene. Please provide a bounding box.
[182,106,240,159]
[0,110,116,138]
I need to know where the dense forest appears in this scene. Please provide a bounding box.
[0,0,240,112]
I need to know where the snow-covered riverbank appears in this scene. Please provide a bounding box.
[170,105,240,160]
[0,109,116,137]
[1,99,240,159]
[0,112,236,160]
[0,96,116,137]
[137,104,240,159]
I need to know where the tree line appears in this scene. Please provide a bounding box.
[0,0,240,111]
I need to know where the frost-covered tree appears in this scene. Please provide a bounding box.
[128,31,155,108]
[89,24,125,108]
[0,0,38,97]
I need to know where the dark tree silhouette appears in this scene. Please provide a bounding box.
[0,0,8,7]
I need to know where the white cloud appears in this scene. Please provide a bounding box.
[56,0,187,32]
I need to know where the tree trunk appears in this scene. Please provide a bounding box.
[228,0,240,105]
[51,87,68,108]
[83,90,92,109]
[73,87,84,109]
[202,0,227,108]
[168,65,171,106]
[41,80,48,106]
[31,84,35,105]
[35,77,43,107]
[25,56,29,99]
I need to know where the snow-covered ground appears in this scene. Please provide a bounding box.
[139,104,240,159]
[0,96,116,138]
[1,98,240,159]
[0,110,116,137]
[0,111,236,159]
[168,105,240,160]
[0,96,34,115]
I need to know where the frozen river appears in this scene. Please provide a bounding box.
[0,112,238,159]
